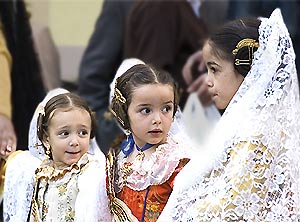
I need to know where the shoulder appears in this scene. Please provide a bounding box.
[6,151,41,174]
[4,151,41,221]
[78,153,107,183]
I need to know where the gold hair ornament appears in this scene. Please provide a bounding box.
[232,38,259,66]
[36,105,45,116]
[109,107,125,127]
[114,88,126,104]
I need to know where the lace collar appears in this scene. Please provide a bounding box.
[36,153,90,181]
[116,136,191,191]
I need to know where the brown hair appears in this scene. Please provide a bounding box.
[37,93,97,151]
[110,64,179,130]
[207,17,261,77]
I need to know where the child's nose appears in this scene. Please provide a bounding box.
[152,112,162,125]
[69,136,79,147]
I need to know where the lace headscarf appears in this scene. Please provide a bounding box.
[4,88,109,221]
[158,9,300,221]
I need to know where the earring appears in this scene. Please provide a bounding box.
[45,143,51,156]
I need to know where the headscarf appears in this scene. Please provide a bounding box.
[159,9,300,221]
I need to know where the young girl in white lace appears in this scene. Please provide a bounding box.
[106,59,192,222]
[159,9,300,221]
[4,89,110,222]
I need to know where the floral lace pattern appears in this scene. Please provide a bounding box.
[4,151,41,222]
[116,135,192,192]
[158,9,300,221]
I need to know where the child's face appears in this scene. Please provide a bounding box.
[45,107,91,168]
[203,43,244,109]
[127,83,174,148]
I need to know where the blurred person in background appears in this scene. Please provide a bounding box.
[78,0,133,154]
[0,0,45,220]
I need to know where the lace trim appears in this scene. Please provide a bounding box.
[36,153,89,182]
[117,136,191,191]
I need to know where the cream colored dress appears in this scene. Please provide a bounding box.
[29,153,109,222]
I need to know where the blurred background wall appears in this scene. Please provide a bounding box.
[26,0,103,85]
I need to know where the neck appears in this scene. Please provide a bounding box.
[53,161,69,170]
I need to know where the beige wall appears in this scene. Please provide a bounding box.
[27,0,103,46]
[26,0,104,83]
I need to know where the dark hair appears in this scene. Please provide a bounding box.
[0,1,45,149]
[110,64,179,130]
[208,17,261,77]
[37,93,97,153]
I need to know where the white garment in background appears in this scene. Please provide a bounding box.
[183,92,220,146]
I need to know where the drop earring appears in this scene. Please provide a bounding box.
[45,143,51,156]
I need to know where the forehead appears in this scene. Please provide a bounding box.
[202,42,217,62]
[203,42,233,68]
[49,107,90,124]
[131,84,174,104]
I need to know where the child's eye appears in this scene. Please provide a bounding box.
[140,108,151,114]
[209,66,216,73]
[79,129,89,136]
[59,131,69,136]
[162,105,173,113]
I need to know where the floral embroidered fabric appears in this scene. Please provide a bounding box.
[158,9,300,222]
[107,134,192,221]
[29,153,110,222]
[116,135,191,192]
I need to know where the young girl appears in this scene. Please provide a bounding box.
[159,9,300,221]
[4,89,110,221]
[106,59,192,221]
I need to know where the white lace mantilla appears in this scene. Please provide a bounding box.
[116,135,192,192]
[4,151,41,222]
[158,9,300,222]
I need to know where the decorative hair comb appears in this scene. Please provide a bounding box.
[232,38,259,66]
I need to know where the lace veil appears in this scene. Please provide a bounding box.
[158,9,300,221]
[4,88,109,221]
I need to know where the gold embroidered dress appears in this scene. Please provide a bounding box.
[107,135,191,222]
[4,89,111,222]
[30,153,89,221]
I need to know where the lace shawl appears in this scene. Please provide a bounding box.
[158,9,300,222]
